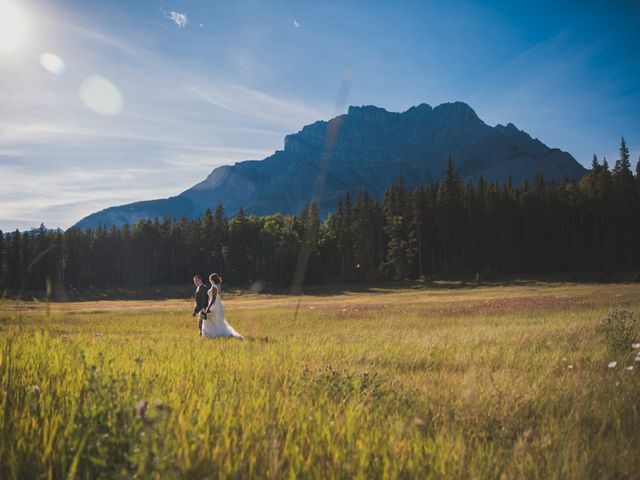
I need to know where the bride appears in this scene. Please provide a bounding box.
[201,273,243,339]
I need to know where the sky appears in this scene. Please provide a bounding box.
[1,0,639,231]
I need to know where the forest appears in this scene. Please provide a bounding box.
[1,139,639,292]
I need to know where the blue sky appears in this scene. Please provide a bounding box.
[1,0,639,231]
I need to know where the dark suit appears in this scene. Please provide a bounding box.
[194,283,208,315]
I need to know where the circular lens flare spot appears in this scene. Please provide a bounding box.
[0,0,30,54]
[79,75,124,115]
[39,52,65,74]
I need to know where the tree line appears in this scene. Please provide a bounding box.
[1,138,639,292]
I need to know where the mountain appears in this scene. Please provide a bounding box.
[75,102,586,229]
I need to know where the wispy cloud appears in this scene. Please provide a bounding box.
[293,20,300,28]
[183,83,330,132]
[164,9,188,28]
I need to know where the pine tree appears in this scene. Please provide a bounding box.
[412,186,427,278]
[381,179,416,279]
[226,208,251,284]
[292,201,322,289]
[613,137,632,176]
[6,230,22,289]
[0,230,4,288]
[201,208,215,274]
[436,156,464,273]
[612,138,636,205]
[336,193,355,279]
[212,205,228,274]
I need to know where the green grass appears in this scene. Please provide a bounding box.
[1,283,639,479]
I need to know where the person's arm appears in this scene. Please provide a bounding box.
[205,287,217,313]
[193,286,202,315]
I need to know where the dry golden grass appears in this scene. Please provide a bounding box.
[1,282,639,479]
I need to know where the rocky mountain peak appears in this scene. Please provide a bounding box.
[75,101,586,229]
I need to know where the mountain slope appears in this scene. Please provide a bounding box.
[75,102,586,229]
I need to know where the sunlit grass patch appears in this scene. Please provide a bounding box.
[1,282,639,478]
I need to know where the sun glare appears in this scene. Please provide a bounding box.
[40,52,65,74]
[79,75,124,115]
[0,0,30,54]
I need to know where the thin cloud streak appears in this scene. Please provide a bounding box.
[183,83,331,131]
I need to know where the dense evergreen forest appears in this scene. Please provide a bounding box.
[2,139,639,292]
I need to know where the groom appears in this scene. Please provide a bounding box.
[192,275,208,335]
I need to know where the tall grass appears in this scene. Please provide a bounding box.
[1,283,639,478]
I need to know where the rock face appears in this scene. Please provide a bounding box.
[75,102,586,229]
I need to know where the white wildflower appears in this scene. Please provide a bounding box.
[608,361,617,369]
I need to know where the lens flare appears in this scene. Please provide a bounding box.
[79,75,124,115]
[39,52,65,75]
[0,0,30,54]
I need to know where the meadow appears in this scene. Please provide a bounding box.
[1,282,639,479]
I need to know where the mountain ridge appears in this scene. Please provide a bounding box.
[75,101,586,229]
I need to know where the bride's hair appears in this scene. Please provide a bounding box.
[210,273,222,285]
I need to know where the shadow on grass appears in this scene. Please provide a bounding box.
[2,271,638,302]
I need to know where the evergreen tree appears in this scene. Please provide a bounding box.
[212,205,228,274]
[6,230,22,289]
[412,186,428,278]
[381,178,416,279]
[335,193,355,279]
[0,230,3,288]
[613,137,632,177]
[201,209,216,274]
[436,156,465,273]
[226,208,251,284]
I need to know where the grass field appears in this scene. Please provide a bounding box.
[1,282,640,479]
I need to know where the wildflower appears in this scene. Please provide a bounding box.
[411,417,426,427]
[608,361,617,369]
[635,355,640,362]
[568,365,574,369]
[632,343,640,349]
[624,366,634,371]
[135,399,148,420]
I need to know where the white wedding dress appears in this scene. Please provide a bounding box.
[201,285,243,339]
